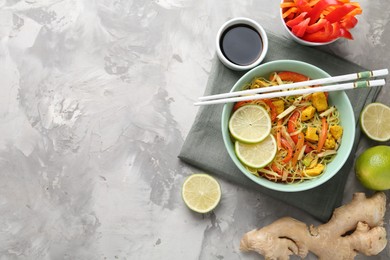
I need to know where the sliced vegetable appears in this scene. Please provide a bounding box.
[286,12,308,28]
[325,4,356,23]
[292,133,305,166]
[307,0,340,25]
[287,110,301,144]
[317,117,328,152]
[306,18,327,34]
[263,99,278,122]
[276,120,282,150]
[280,138,294,164]
[233,100,252,111]
[292,18,311,37]
[281,0,362,43]
[277,105,296,120]
[273,71,309,82]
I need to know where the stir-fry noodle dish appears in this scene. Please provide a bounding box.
[229,71,343,183]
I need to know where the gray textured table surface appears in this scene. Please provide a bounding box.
[0,1,389,259]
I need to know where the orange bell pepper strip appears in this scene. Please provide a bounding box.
[292,133,305,166]
[317,117,328,152]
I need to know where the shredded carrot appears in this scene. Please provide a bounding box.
[346,7,362,17]
[281,2,296,8]
[308,0,320,6]
[282,7,298,18]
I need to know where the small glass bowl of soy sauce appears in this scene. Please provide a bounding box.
[216,17,268,71]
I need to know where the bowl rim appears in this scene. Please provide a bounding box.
[215,17,269,71]
[221,60,355,192]
[279,0,337,46]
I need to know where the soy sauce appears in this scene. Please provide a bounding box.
[220,24,263,66]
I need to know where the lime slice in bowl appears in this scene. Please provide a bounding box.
[229,105,271,143]
[360,103,390,142]
[235,134,277,169]
[181,174,221,214]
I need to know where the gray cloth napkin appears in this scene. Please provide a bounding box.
[178,32,381,221]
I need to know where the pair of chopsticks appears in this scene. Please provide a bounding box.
[194,69,388,106]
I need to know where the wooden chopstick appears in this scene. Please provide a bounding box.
[198,69,388,102]
[194,79,386,106]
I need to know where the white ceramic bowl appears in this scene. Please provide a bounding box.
[216,17,268,71]
[279,0,337,46]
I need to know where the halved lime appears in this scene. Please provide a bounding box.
[229,105,271,143]
[182,174,221,213]
[360,103,390,142]
[235,134,277,169]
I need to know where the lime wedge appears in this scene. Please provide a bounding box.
[235,134,277,169]
[229,105,271,143]
[181,174,221,213]
[360,103,390,142]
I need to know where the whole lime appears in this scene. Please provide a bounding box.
[355,146,390,190]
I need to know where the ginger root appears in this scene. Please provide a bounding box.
[240,192,387,260]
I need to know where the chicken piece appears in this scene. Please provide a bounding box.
[330,125,343,140]
[312,92,328,112]
[325,133,336,149]
[305,163,325,176]
[272,100,285,115]
[305,127,319,142]
[301,106,316,121]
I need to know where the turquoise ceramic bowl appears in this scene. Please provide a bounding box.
[221,60,355,192]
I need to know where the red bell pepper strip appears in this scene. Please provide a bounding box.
[341,15,358,29]
[307,0,340,25]
[304,142,314,153]
[286,12,308,28]
[317,117,328,152]
[281,138,294,164]
[233,100,252,111]
[302,21,333,42]
[292,133,305,167]
[292,17,311,37]
[330,22,342,40]
[287,110,300,143]
[340,27,353,40]
[263,99,277,122]
[325,4,356,23]
[296,0,312,13]
[273,71,309,82]
[306,18,327,33]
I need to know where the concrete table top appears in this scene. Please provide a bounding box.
[0,0,389,259]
